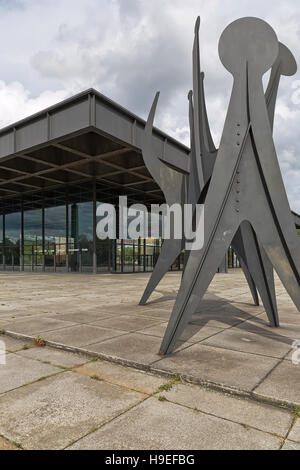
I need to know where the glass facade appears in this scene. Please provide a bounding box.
[45,205,66,272]
[4,211,21,271]
[24,209,43,271]
[228,247,241,268]
[114,238,163,273]
[0,181,178,274]
[68,201,94,272]
[0,177,238,274]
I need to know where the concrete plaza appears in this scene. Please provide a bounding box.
[1,270,300,407]
[0,270,300,449]
[0,336,299,450]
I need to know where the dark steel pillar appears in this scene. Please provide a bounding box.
[133,241,136,273]
[138,238,141,269]
[66,198,69,273]
[42,202,45,272]
[54,243,56,273]
[2,211,5,271]
[93,182,97,274]
[121,239,124,273]
[21,201,24,272]
[71,204,79,271]
[218,254,228,273]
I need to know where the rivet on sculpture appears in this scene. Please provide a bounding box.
[140,16,300,355]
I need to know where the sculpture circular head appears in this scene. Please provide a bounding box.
[277,42,297,76]
[219,17,279,77]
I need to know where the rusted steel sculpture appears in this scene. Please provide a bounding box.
[140,17,300,354]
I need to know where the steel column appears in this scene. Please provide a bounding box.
[93,181,97,274]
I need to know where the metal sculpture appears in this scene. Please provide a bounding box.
[141,17,292,326]
[140,16,300,355]
[140,18,261,308]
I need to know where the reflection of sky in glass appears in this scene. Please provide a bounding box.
[6,212,21,244]
[24,209,42,243]
[1,201,162,245]
[78,202,93,241]
[68,202,93,242]
[1,204,95,244]
[45,206,66,240]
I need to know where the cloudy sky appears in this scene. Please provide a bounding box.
[0,0,299,211]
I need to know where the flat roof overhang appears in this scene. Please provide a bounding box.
[0,88,299,227]
[0,89,190,213]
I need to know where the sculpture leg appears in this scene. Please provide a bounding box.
[238,256,260,306]
[139,239,183,305]
[160,211,240,355]
[217,255,228,274]
[232,223,279,325]
[239,221,278,326]
[252,214,300,313]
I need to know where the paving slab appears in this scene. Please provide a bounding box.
[202,328,293,359]
[102,304,172,320]
[139,322,222,344]
[254,361,300,406]
[74,360,166,394]
[238,319,300,341]
[277,311,300,325]
[4,317,77,335]
[225,302,266,315]
[281,440,300,450]
[91,315,163,332]
[288,418,300,443]
[69,397,281,450]
[0,335,33,352]
[190,306,254,329]
[157,383,293,436]
[136,309,173,321]
[17,346,90,368]
[154,343,280,392]
[1,271,298,407]
[41,324,126,347]
[0,436,19,450]
[0,371,145,450]
[0,354,60,394]
[48,311,116,324]
[86,332,165,366]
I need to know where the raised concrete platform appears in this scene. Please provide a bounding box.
[0,337,298,450]
[1,270,300,408]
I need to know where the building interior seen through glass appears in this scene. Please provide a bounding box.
[0,179,240,274]
[0,181,183,273]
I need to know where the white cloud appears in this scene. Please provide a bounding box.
[0,0,299,211]
[0,80,70,128]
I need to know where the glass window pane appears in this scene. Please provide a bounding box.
[5,213,21,246]
[5,212,21,270]
[24,209,42,268]
[45,205,66,271]
[68,201,93,272]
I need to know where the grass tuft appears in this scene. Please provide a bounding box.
[89,357,101,363]
[294,406,300,418]
[158,396,167,402]
[33,336,46,347]
[157,375,182,394]
[90,375,102,382]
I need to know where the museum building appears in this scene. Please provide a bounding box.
[0,89,298,274]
